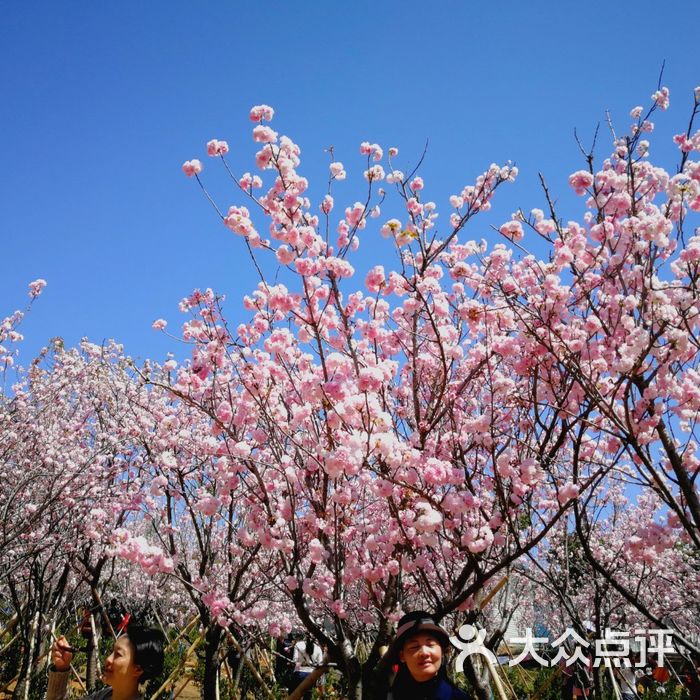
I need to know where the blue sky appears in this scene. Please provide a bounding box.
[2,1,699,367]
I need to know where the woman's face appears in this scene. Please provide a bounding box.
[103,636,142,692]
[399,632,443,682]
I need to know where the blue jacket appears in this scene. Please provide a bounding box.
[388,672,471,699]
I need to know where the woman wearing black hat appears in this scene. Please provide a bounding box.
[386,611,471,700]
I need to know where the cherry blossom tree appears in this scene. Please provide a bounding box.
[109,368,287,698]
[2,81,699,700]
[0,329,170,696]
[171,104,604,699]
[482,85,700,656]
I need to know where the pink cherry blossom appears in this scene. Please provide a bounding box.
[329,161,346,180]
[568,169,594,195]
[206,139,229,156]
[27,278,47,298]
[652,86,670,110]
[252,125,278,143]
[182,159,203,177]
[249,104,275,122]
[499,219,524,242]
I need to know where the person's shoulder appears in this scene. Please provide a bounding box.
[446,680,471,700]
[436,678,471,700]
[85,688,112,700]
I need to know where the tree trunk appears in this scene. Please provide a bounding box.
[360,658,390,700]
[85,614,100,693]
[345,677,362,700]
[13,651,30,700]
[231,651,244,694]
[331,649,361,700]
[463,655,492,700]
[14,609,39,700]
[15,610,39,700]
[201,623,222,700]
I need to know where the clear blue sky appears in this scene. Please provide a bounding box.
[3,1,699,366]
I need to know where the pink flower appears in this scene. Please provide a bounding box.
[409,177,424,191]
[308,538,327,564]
[224,206,255,237]
[152,319,167,330]
[216,401,233,423]
[499,220,524,242]
[28,279,47,298]
[414,502,442,532]
[330,161,346,180]
[673,133,694,153]
[406,197,422,215]
[365,265,386,293]
[651,86,670,110]
[252,125,278,143]
[276,245,295,265]
[182,159,203,177]
[206,139,229,156]
[345,202,365,227]
[380,219,401,238]
[202,593,231,624]
[195,495,221,517]
[557,482,580,505]
[239,172,263,190]
[255,147,273,169]
[364,165,385,182]
[360,142,383,160]
[249,104,275,122]
[568,170,594,195]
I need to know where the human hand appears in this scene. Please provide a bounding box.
[51,635,74,671]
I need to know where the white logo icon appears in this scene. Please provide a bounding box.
[450,624,498,673]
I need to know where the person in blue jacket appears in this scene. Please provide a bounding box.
[386,611,472,700]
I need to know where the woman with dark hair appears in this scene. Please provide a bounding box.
[386,611,471,700]
[291,633,323,700]
[47,625,165,700]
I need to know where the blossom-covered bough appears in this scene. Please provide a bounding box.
[502,86,700,659]
[2,82,699,700]
[171,94,700,697]
[112,367,287,698]
[0,296,167,695]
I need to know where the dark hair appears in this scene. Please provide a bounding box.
[125,626,166,681]
[304,634,317,659]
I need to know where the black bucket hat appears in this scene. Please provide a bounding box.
[386,611,450,662]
